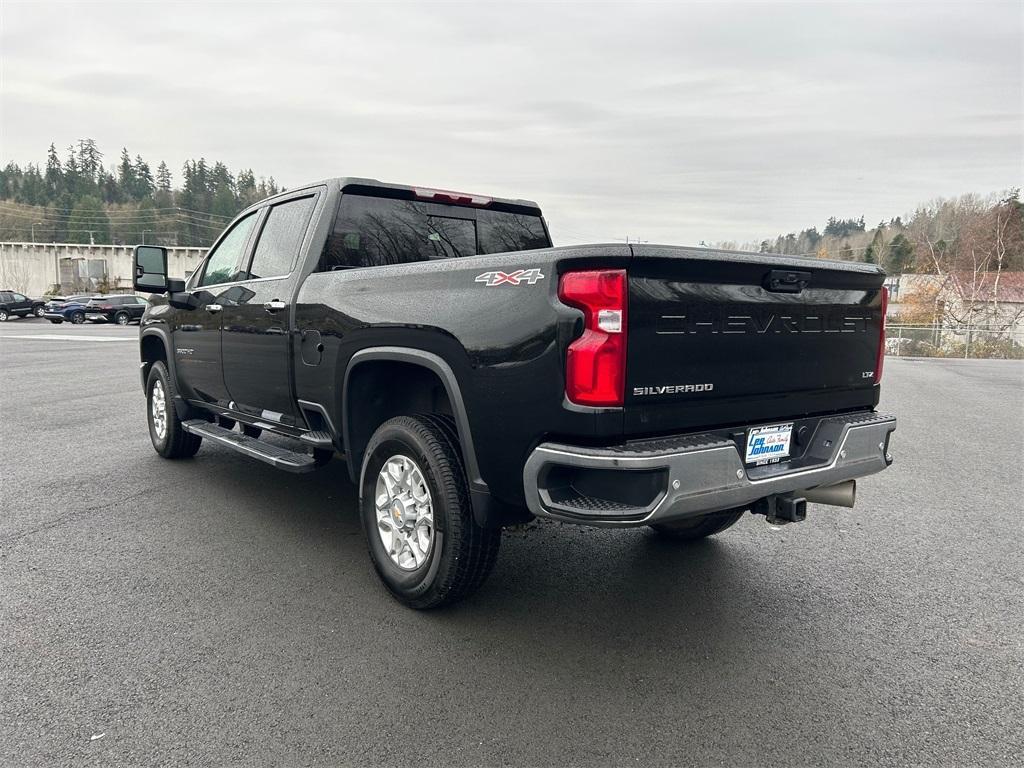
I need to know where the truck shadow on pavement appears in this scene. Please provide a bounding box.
[177,442,802,656]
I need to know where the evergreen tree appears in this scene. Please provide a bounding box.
[117,148,136,201]
[16,164,46,206]
[134,155,154,199]
[886,234,915,274]
[76,138,103,182]
[45,143,63,201]
[63,145,80,196]
[156,161,172,193]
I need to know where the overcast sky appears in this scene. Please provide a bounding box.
[1,1,1021,245]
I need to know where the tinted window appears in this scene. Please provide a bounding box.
[12,293,27,302]
[320,194,550,270]
[247,196,315,279]
[0,292,12,302]
[200,212,258,286]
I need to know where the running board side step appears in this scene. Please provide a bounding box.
[298,430,334,449]
[182,420,316,473]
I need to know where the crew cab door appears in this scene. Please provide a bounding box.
[221,193,319,428]
[173,210,261,408]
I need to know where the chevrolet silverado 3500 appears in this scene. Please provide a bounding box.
[133,178,896,608]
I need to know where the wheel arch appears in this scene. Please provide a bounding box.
[140,328,175,394]
[342,347,484,494]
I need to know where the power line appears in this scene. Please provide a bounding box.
[0,201,235,222]
[0,205,231,228]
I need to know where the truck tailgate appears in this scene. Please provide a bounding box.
[624,245,886,434]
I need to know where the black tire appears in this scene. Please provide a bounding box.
[0,309,8,322]
[360,414,500,609]
[33,306,45,317]
[649,508,745,541]
[70,311,85,324]
[115,311,131,325]
[146,361,202,459]
[49,319,62,324]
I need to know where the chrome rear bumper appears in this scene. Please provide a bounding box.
[523,411,896,527]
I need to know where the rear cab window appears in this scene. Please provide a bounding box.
[320,191,550,271]
[246,196,316,279]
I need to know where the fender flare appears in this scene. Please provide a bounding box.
[342,347,485,496]
[139,326,178,392]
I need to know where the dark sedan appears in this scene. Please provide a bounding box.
[85,295,148,325]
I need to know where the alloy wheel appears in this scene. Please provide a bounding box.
[374,454,434,570]
[150,379,168,441]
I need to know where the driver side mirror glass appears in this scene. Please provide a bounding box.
[134,245,169,293]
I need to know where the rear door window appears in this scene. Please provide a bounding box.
[245,196,316,279]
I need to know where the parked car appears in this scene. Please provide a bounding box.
[42,295,98,324]
[0,290,46,321]
[85,295,148,325]
[133,177,896,609]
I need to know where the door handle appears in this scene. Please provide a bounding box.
[264,300,287,313]
[206,304,223,313]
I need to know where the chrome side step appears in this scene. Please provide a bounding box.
[182,420,316,473]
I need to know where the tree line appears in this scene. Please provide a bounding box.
[0,139,281,247]
[710,190,1023,277]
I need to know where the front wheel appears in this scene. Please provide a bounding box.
[649,508,745,541]
[70,311,85,324]
[0,310,8,322]
[360,415,500,609]
[33,306,45,317]
[147,361,201,459]
[115,311,130,325]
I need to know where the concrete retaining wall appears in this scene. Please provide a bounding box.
[0,242,207,297]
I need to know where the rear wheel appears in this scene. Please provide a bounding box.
[146,361,201,459]
[360,415,500,609]
[115,311,130,325]
[649,508,745,541]
[0,309,8,322]
[33,306,45,317]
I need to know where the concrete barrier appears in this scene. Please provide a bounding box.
[0,242,207,297]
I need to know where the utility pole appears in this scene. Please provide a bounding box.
[142,230,152,245]
[32,221,42,243]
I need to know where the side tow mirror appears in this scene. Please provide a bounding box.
[134,245,170,294]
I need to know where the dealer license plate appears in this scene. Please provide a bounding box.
[745,423,793,465]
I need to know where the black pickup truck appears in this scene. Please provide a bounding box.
[133,178,896,608]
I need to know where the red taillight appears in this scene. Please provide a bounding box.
[875,286,888,383]
[558,269,628,406]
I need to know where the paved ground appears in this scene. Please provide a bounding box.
[1,319,1022,767]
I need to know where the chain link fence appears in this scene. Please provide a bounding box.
[886,325,1024,359]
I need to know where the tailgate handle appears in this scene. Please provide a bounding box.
[764,269,812,294]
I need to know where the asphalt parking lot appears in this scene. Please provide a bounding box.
[1,319,1022,767]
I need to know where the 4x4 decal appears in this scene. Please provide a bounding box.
[475,268,545,287]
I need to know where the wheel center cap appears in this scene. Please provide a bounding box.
[390,498,407,526]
